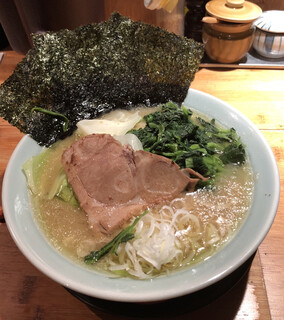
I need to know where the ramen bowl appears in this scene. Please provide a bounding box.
[2,89,280,303]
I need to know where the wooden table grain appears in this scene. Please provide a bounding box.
[0,51,283,320]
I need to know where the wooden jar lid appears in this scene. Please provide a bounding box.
[206,0,262,23]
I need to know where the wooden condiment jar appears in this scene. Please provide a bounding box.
[202,0,262,63]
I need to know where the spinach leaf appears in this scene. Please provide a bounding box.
[129,102,246,185]
[84,210,148,264]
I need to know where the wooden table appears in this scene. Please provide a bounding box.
[0,50,283,320]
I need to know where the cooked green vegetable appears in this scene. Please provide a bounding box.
[22,148,51,196]
[129,102,246,183]
[84,210,148,264]
[53,173,79,207]
[220,140,246,165]
[22,147,78,206]
[0,12,204,146]
[31,107,69,132]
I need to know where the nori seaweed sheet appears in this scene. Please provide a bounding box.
[0,12,204,146]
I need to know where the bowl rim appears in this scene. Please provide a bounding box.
[2,88,280,303]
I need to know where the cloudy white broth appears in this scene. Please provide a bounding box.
[26,106,254,279]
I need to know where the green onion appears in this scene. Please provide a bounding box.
[31,107,69,132]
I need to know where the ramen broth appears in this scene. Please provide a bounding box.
[29,107,254,279]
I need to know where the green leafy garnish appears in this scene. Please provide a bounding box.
[31,107,69,132]
[220,140,246,165]
[129,102,246,184]
[84,210,148,264]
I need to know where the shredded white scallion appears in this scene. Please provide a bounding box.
[94,177,251,280]
[101,197,218,279]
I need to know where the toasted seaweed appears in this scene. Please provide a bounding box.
[0,12,204,146]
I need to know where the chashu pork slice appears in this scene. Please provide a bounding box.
[62,134,206,235]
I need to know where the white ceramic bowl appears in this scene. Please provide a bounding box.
[2,89,280,303]
[252,11,284,59]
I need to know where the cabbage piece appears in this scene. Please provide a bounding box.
[55,174,79,207]
[22,148,78,206]
[0,12,204,146]
[113,134,143,151]
[22,148,50,196]
[77,112,142,136]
